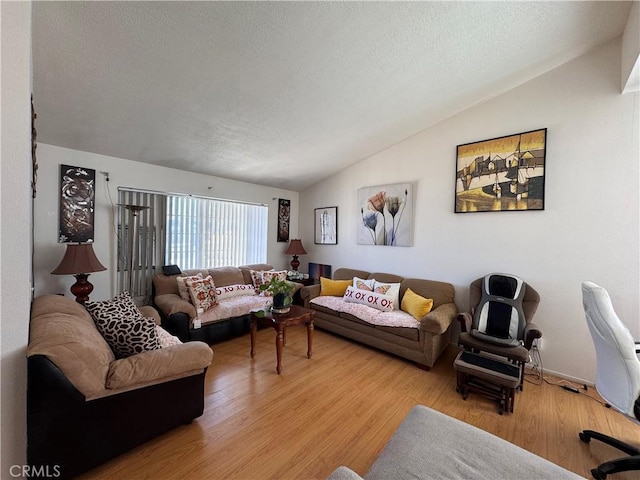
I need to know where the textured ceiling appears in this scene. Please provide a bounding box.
[32,1,633,191]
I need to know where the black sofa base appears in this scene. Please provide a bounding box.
[27,355,207,480]
[161,311,252,344]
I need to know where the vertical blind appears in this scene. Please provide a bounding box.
[117,190,166,303]
[165,195,267,269]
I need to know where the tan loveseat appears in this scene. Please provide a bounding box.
[27,294,213,480]
[153,263,301,343]
[301,268,457,369]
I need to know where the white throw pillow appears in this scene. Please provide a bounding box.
[353,276,375,291]
[216,283,257,300]
[373,281,401,309]
[343,285,395,312]
[176,273,203,302]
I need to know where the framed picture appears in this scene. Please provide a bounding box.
[309,262,332,281]
[58,164,95,243]
[358,183,412,246]
[314,207,338,244]
[455,128,547,213]
[277,198,290,242]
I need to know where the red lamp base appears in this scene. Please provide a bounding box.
[70,273,94,304]
[290,255,300,271]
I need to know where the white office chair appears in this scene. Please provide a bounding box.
[579,281,640,480]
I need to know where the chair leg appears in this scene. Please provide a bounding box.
[580,430,640,479]
[580,430,640,456]
[589,456,640,480]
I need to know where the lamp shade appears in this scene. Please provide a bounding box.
[285,239,307,256]
[51,243,107,275]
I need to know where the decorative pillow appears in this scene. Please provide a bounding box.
[320,277,353,296]
[95,315,160,359]
[250,269,274,294]
[85,291,144,323]
[353,276,375,291]
[177,273,203,301]
[187,275,218,311]
[343,286,394,312]
[216,283,257,300]
[401,288,434,320]
[373,281,401,309]
[156,325,182,348]
[254,270,288,296]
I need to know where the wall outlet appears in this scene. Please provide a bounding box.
[193,319,201,329]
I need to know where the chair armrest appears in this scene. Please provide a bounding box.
[457,312,473,333]
[106,341,213,390]
[420,302,458,335]
[524,322,542,350]
[138,305,161,325]
[154,293,196,320]
[301,284,321,308]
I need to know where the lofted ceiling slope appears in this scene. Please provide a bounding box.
[32,1,633,191]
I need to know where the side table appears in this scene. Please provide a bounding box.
[249,304,315,374]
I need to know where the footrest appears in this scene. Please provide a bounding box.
[454,351,522,414]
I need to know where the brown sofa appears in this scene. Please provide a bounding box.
[301,268,457,369]
[153,263,301,343]
[27,294,213,480]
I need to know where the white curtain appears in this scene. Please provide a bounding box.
[166,196,267,269]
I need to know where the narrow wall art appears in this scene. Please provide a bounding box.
[455,128,547,213]
[277,198,290,242]
[358,183,412,246]
[58,164,96,243]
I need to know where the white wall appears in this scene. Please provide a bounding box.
[1,1,32,475]
[299,38,640,383]
[34,145,299,301]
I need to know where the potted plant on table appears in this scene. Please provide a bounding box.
[260,276,296,314]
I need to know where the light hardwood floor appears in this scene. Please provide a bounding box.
[81,327,639,480]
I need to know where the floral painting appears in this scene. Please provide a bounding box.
[358,183,412,246]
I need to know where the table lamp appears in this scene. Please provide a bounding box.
[285,239,307,271]
[51,243,107,304]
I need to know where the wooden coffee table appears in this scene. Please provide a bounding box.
[249,304,315,374]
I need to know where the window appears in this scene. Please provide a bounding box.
[166,195,267,269]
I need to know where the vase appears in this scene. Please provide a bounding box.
[272,293,291,314]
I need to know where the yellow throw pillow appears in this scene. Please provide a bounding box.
[401,288,434,320]
[320,277,353,296]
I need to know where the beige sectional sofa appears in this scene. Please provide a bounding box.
[27,294,213,479]
[153,263,301,343]
[301,268,457,369]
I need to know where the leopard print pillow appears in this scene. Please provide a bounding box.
[86,292,160,358]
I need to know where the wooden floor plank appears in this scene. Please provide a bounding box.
[79,327,639,480]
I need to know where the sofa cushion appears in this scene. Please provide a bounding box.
[401,288,433,320]
[343,286,395,312]
[28,294,115,398]
[199,295,268,325]
[106,340,213,390]
[320,277,352,296]
[177,273,203,301]
[311,296,419,328]
[187,275,219,311]
[207,266,246,288]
